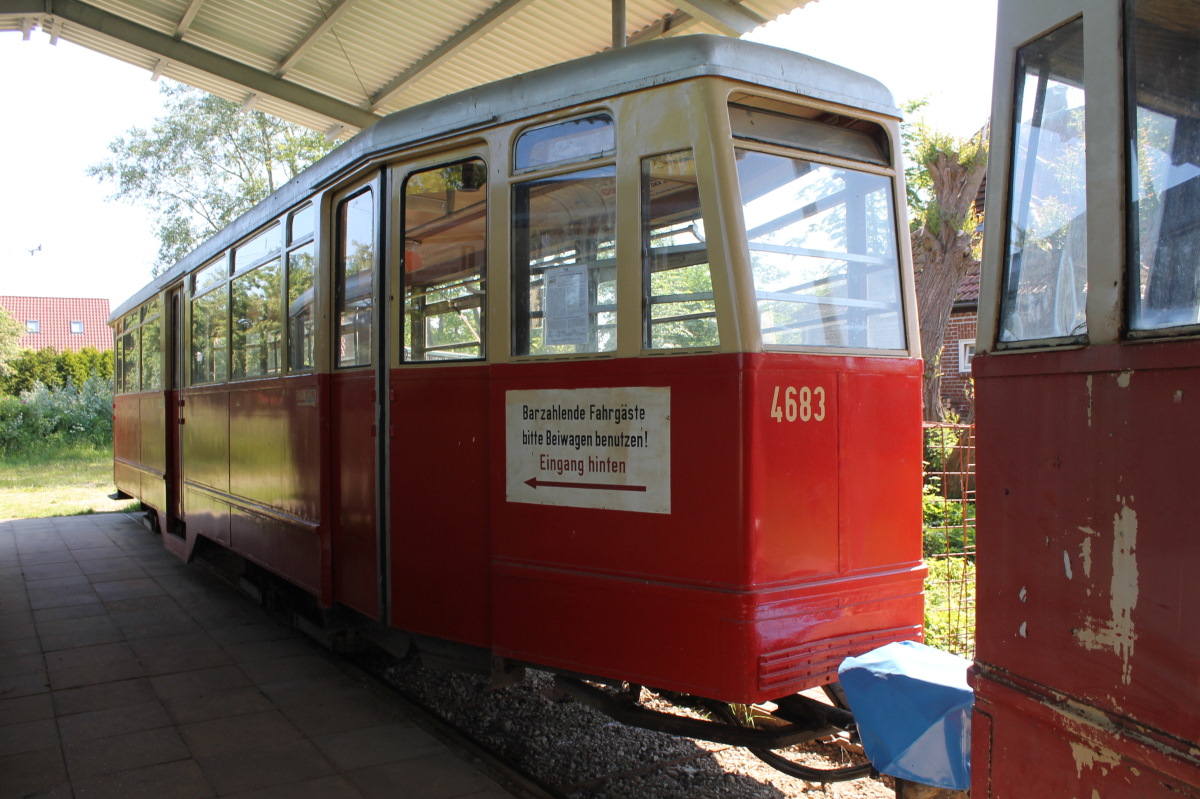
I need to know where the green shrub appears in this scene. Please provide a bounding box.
[922,486,975,557]
[924,556,976,658]
[0,347,114,396]
[0,377,113,456]
[923,424,963,474]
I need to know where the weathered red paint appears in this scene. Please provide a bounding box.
[973,340,1200,796]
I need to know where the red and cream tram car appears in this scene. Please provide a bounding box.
[973,0,1200,794]
[111,34,924,770]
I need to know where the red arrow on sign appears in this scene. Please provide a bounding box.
[524,477,647,493]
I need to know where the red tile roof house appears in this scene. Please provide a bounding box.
[0,296,112,353]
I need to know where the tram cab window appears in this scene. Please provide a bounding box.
[1127,0,1200,333]
[734,149,905,350]
[642,151,718,349]
[402,159,487,361]
[287,203,316,373]
[335,188,376,368]
[998,19,1088,343]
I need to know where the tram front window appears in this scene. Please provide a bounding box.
[1127,0,1200,333]
[999,19,1088,343]
[735,149,904,350]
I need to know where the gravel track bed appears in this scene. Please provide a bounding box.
[367,651,896,799]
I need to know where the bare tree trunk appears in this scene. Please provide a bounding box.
[912,148,987,421]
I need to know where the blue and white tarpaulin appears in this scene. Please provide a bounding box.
[838,641,973,790]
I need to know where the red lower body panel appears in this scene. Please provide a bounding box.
[974,342,1200,796]
[973,669,1200,798]
[487,353,924,703]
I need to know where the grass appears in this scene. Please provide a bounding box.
[0,443,141,522]
[924,555,977,659]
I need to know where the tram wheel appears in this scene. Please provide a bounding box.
[715,703,873,783]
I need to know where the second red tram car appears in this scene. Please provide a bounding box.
[111,34,924,770]
[974,0,1200,795]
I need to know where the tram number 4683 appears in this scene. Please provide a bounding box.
[770,385,827,423]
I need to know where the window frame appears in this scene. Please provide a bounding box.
[285,203,318,374]
[510,160,620,358]
[400,157,489,364]
[640,148,721,352]
[729,139,910,355]
[958,339,976,373]
[334,184,378,370]
[513,112,616,174]
[1124,0,1200,340]
[994,16,1089,349]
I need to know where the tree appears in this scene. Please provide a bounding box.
[0,307,22,377]
[904,104,989,420]
[1,348,62,396]
[0,347,114,396]
[88,83,338,275]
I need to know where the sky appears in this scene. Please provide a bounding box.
[0,0,997,310]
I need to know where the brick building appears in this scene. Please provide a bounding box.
[937,265,979,421]
[0,296,112,353]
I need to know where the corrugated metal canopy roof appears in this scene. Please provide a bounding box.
[0,0,815,138]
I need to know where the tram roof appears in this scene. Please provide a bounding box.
[0,0,818,141]
[110,32,897,320]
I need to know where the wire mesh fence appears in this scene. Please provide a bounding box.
[922,422,976,658]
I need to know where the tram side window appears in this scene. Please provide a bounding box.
[290,203,315,243]
[336,189,375,368]
[141,313,162,391]
[287,203,316,373]
[191,284,229,384]
[287,242,316,372]
[1127,0,1200,332]
[114,327,123,392]
[233,224,279,272]
[998,19,1088,343]
[512,165,617,355]
[642,151,718,349]
[515,114,614,171]
[735,149,905,350]
[120,329,140,394]
[403,159,487,361]
[231,258,283,379]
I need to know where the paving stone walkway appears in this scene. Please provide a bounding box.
[0,513,519,799]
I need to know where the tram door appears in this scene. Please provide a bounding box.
[330,177,383,619]
[166,287,184,534]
